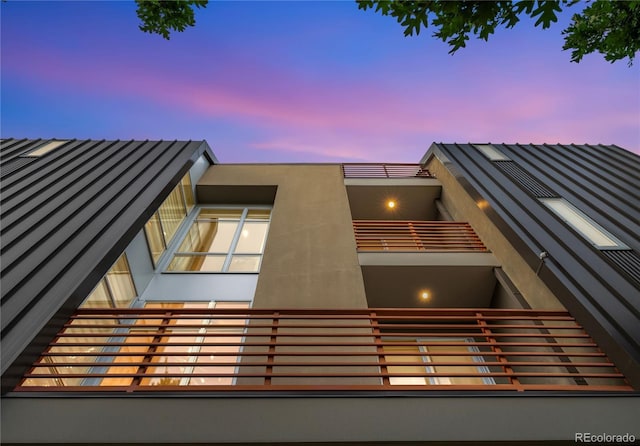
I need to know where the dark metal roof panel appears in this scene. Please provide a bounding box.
[426,142,640,386]
[503,144,638,233]
[0,138,38,162]
[493,160,560,198]
[602,250,640,287]
[0,138,214,375]
[475,143,640,250]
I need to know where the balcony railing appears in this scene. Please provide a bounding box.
[353,221,488,252]
[342,163,433,178]
[15,308,632,393]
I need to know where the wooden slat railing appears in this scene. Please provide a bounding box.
[15,308,632,393]
[353,221,488,252]
[342,163,433,178]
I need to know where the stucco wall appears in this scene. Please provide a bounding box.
[3,396,639,444]
[425,156,565,311]
[197,164,368,308]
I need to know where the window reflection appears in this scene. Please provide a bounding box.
[144,212,165,263]
[178,221,238,253]
[384,339,492,385]
[139,301,250,387]
[167,254,226,272]
[181,172,195,212]
[235,221,268,253]
[79,281,111,309]
[228,255,261,272]
[21,301,251,388]
[158,186,187,243]
[168,208,270,273]
[143,171,194,266]
[81,253,136,309]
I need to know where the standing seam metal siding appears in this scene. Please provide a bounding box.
[506,143,639,245]
[0,139,213,389]
[426,142,640,387]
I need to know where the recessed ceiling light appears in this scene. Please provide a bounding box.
[420,291,430,300]
[387,200,396,209]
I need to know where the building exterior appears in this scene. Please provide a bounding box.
[1,138,639,444]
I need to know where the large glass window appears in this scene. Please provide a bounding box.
[81,253,137,308]
[21,301,250,388]
[181,172,195,212]
[158,186,187,243]
[167,207,271,273]
[384,338,493,385]
[144,171,194,265]
[21,254,137,387]
[139,301,250,387]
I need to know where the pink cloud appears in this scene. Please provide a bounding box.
[4,39,638,160]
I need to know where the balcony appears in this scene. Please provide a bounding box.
[343,164,441,220]
[342,163,433,179]
[353,221,497,307]
[353,221,487,252]
[16,308,632,393]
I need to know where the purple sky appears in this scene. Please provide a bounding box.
[2,1,639,162]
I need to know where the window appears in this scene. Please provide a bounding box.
[138,301,250,387]
[144,171,194,265]
[540,198,627,249]
[181,172,195,212]
[474,144,510,161]
[20,253,137,387]
[23,140,67,157]
[167,207,271,273]
[21,301,251,388]
[384,338,493,385]
[81,253,137,308]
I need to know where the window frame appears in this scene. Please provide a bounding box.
[383,337,494,386]
[80,253,138,309]
[39,301,253,388]
[138,300,251,387]
[160,205,272,274]
[143,171,195,266]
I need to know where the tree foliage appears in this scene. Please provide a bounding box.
[562,0,640,65]
[135,0,208,40]
[357,0,639,66]
[134,0,639,65]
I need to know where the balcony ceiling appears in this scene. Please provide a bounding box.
[361,264,497,308]
[346,183,441,220]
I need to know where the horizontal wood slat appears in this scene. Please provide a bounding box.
[15,308,632,393]
[353,221,488,252]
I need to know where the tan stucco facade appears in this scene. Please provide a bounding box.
[424,155,566,311]
[197,164,368,308]
[198,165,376,385]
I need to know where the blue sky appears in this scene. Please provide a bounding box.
[2,1,639,162]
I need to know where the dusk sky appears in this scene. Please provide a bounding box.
[2,1,639,162]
